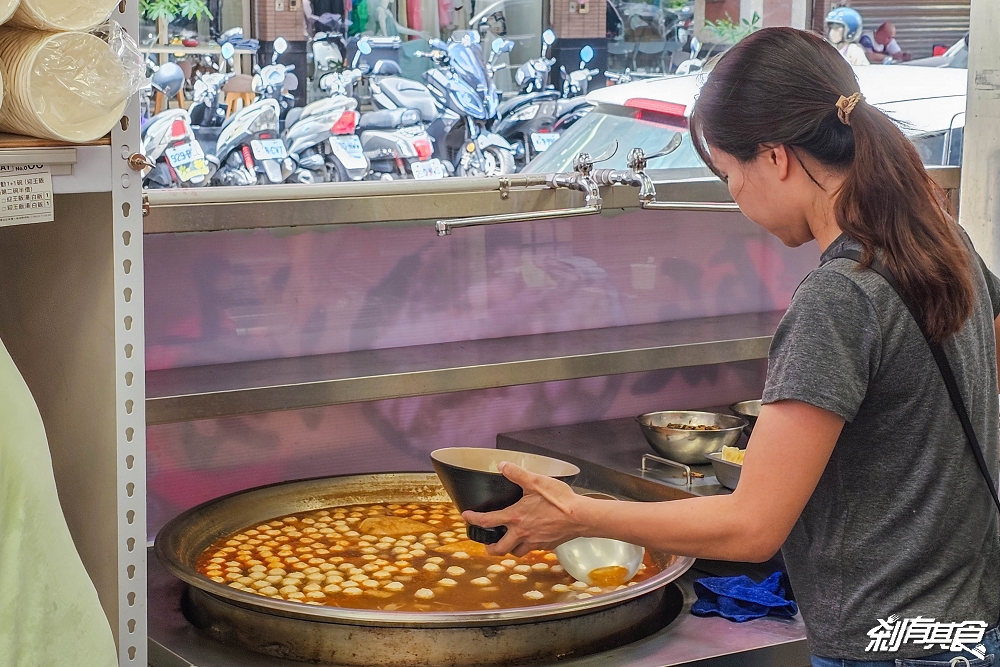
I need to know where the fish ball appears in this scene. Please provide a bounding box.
[513,565,532,573]
[508,574,528,583]
[523,590,544,600]
[384,581,404,592]
[471,577,491,586]
[414,588,435,600]
[487,564,506,574]
[446,566,466,576]
[438,578,458,587]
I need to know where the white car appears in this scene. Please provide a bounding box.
[525,64,968,174]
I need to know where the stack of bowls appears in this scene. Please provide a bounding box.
[0,28,129,142]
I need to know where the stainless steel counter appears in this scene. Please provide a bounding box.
[147,546,809,667]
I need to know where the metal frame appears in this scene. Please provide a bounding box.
[144,166,960,235]
[112,0,148,661]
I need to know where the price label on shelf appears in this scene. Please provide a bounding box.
[0,165,53,226]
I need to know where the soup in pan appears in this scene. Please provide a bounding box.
[196,501,660,612]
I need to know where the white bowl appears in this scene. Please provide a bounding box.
[554,537,645,587]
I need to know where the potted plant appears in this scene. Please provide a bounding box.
[140,0,213,46]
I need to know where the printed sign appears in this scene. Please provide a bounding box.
[0,165,53,226]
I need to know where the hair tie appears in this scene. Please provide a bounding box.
[836,92,863,126]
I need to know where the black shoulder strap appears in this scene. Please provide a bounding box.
[827,248,1000,514]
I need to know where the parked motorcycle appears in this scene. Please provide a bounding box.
[188,42,237,129]
[254,37,298,120]
[494,43,596,168]
[416,34,517,176]
[212,98,293,186]
[141,108,216,188]
[355,41,450,180]
[310,13,348,100]
[283,70,369,183]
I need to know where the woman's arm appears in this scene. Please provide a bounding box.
[464,400,844,562]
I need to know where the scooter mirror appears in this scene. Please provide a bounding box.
[221,42,235,60]
[543,29,556,45]
[491,37,504,54]
[358,38,372,55]
[580,45,594,63]
[274,37,288,56]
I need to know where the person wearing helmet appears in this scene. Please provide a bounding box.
[825,7,869,67]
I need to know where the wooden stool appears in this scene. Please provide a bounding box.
[153,88,186,115]
[222,74,255,118]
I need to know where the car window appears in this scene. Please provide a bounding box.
[524,106,705,173]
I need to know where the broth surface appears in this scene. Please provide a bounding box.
[196,501,659,612]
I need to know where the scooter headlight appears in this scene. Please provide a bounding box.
[248,106,280,134]
[507,105,539,122]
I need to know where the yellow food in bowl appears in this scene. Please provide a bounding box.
[721,446,745,465]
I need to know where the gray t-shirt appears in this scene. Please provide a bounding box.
[763,233,1000,660]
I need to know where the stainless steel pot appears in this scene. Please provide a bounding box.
[156,472,694,666]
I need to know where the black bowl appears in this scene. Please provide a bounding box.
[430,447,580,544]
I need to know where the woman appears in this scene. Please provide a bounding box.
[464,28,1000,666]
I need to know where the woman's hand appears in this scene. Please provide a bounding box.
[461,462,593,557]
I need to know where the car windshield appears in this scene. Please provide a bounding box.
[525,105,706,173]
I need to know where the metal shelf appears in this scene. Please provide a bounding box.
[146,310,782,425]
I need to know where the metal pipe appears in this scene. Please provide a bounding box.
[435,205,600,236]
[640,201,742,212]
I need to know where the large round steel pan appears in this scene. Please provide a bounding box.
[156,472,693,666]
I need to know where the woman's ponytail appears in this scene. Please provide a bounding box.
[836,99,972,342]
[691,27,973,342]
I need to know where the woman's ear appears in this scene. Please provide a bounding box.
[770,145,791,181]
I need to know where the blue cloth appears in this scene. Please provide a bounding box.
[691,572,798,622]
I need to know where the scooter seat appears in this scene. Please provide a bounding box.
[377,77,439,122]
[285,107,304,128]
[359,108,422,130]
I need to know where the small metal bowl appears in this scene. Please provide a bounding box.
[729,399,762,439]
[636,410,746,464]
[706,451,741,490]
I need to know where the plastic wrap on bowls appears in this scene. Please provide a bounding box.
[0,27,132,142]
[94,20,150,97]
[10,0,120,31]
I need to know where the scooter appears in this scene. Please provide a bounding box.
[675,37,704,75]
[254,37,298,120]
[512,28,558,95]
[212,98,293,186]
[493,44,596,167]
[283,70,369,183]
[188,42,237,129]
[310,13,348,100]
[559,44,599,98]
[141,108,216,188]
[417,34,517,177]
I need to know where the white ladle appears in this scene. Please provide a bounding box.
[553,493,645,587]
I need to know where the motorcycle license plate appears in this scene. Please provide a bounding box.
[165,142,209,181]
[251,138,288,161]
[332,135,364,160]
[530,132,560,152]
[412,158,446,180]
